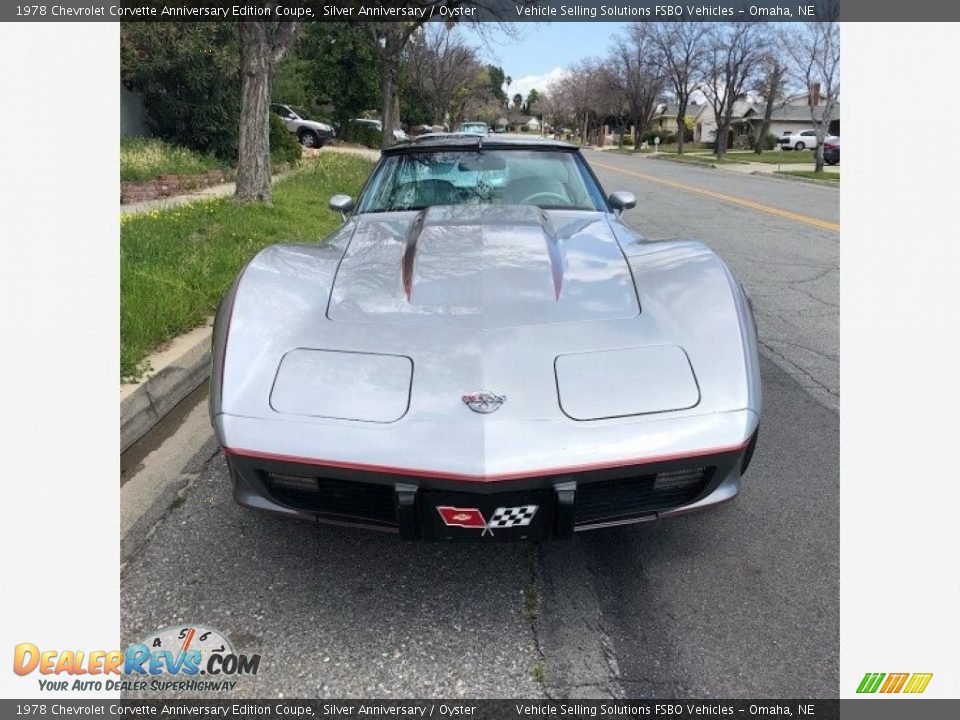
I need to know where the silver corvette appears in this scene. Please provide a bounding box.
[209,137,761,540]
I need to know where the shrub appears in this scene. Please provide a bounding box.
[621,134,634,147]
[337,122,382,148]
[121,24,241,161]
[269,114,303,166]
[642,129,677,145]
[750,132,779,151]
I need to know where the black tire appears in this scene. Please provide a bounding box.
[298,129,319,148]
[795,141,806,151]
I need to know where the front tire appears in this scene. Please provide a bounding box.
[298,129,319,148]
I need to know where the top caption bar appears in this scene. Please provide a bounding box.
[0,0,954,22]
[0,0,910,24]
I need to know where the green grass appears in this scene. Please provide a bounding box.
[523,584,540,624]
[775,170,840,183]
[121,137,227,182]
[727,149,819,164]
[120,154,375,380]
[532,660,547,685]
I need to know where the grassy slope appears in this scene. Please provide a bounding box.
[726,150,819,164]
[120,153,375,380]
[120,137,227,182]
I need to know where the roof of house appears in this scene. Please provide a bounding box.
[742,101,840,122]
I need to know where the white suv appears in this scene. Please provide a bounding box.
[272,104,334,148]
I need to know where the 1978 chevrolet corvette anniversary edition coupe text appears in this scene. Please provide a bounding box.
[209,136,761,541]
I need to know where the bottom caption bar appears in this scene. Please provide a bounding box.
[1,700,849,719]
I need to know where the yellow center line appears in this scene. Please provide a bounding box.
[591,160,840,233]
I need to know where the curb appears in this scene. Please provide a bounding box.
[120,323,213,453]
[767,171,840,187]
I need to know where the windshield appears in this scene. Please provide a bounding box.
[357,149,607,213]
[460,123,488,134]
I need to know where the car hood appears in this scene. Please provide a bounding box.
[327,205,640,329]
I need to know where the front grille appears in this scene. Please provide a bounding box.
[574,467,713,526]
[262,471,397,527]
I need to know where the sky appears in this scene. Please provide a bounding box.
[471,23,625,99]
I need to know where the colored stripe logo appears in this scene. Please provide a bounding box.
[857,672,933,694]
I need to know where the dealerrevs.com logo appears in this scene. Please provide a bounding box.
[13,625,259,692]
[856,672,933,694]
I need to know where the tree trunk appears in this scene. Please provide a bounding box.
[676,99,687,154]
[235,21,297,204]
[815,132,825,173]
[236,24,274,203]
[755,93,776,155]
[380,62,397,150]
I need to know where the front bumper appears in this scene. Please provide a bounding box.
[224,431,757,541]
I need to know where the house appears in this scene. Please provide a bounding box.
[740,95,840,141]
[510,116,541,133]
[692,99,753,147]
[649,102,700,135]
[692,90,840,148]
[121,81,148,137]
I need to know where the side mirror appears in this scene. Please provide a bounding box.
[608,191,636,216]
[329,194,355,220]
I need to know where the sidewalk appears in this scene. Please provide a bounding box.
[712,158,840,175]
[120,145,381,216]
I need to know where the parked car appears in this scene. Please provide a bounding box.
[210,136,761,540]
[823,138,840,165]
[458,121,490,136]
[778,128,836,151]
[271,104,334,148]
[351,118,408,142]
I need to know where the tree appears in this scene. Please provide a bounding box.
[235,20,299,203]
[701,22,766,159]
[752,41,789,154]
[612,24,666,147]
[405,25,481,128]
[513,93,524,110]
[786,20,840,172]
[649,22,709,154]
[274,23,380,129]
[525,88,542,115]
[556,59,616,146]
[485,65,507,105]
[537,87,572,138]
[121,23,241,161]
[363,2,527,149]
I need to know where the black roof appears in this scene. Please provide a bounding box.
[384,133,579,154]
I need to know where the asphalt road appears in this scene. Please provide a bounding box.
[587,151,839,411]
[121,154,839,699]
